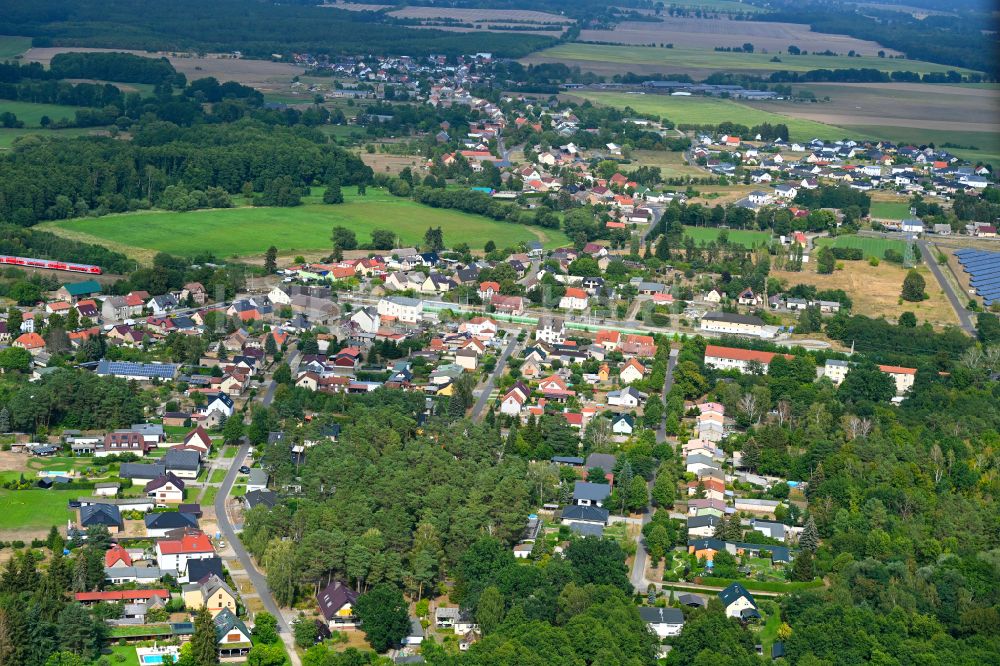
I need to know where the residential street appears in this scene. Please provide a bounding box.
[215,442,302,666]
[470,334,519,421]
[631,348,678,593]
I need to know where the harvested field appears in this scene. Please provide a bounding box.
[578,17,899,56]
[387,7,572,24]
[747,83,1000,134]
[22,47,304,90]
[359,151,427,175]
[630,149,708,179]
[772,261,959,327]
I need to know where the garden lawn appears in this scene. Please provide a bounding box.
[101,646,140,666]
[0,489,76,531]
[684,225,773,247]
[42,187,567,259]
[209,468,227,484]
[573,92,855,141]
[815,234,908,259]
[869,201,911,220]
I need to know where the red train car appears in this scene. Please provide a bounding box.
[0,255,102,275]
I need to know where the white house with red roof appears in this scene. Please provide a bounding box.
[559,287,589,311]
[460,317,498,340]
[703,345,792,374]
[155,530,216,574]
[878,364,916,395]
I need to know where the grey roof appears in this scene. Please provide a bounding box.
[751,520,786,540]
[213,608,250,642]
[584,453,617,474]
[551,456,585,465]
[145,512,198,531]
[702,311,766,326]
[243,489,278,509]
[247,469,269,487]
[687,514,721,529]
[638,607,685,624]
[719,582,756,609]
[163,448,201,472]
[80,503,123,528]
[187,557,223,583]
[105,566,173,582]
[573,481,611,502]
[678,593,707,607]
[120,462,166,479]
[569,523,604,537]
[389,295,422,307]
[561,504,609,524]
[317,581,358,621]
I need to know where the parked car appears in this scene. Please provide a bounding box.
[239,465,251,474]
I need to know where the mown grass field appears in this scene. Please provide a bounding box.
[42,187,568,259]
[848,125,1000,167]
[815,234,908,259]
[0,100,84,127]
[0,36,31,60]
[685,225,773,247]
[532,43,980,75]
[0,489,76,531]
[869,201,911,220]
[572,91,855,141]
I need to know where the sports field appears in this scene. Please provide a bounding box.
[43,187,568,260]
[572,92,854,141]
[0,100,83,127]
[869,201,911,221]
[685,225,772,247]
[815,234,908,259]
[0,489,76,532]
[525,43,980,77]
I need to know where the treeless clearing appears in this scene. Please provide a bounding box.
[746,83,1000,134]
[772,261,959,327]
[387,6,572,24]
[630,149,708,179]
[359,151,426,175]
[579,17,899,56]
[23,47,304,89]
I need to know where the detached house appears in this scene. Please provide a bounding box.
[155,530,216,574]
[183,573,238,617]
[317,581,360,630]
[559,287,589,311]
[146,473,185,505]
[619,358,646,384]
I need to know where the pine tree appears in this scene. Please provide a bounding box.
[725,516,743,541]
[800,516,819,552]
[0,407,9,433]
[190,606,219,665]
[790,550,815,582]
[264,333,278,357]
[647,583,656,605]
[713,516,727,539]
[264,246,278,274]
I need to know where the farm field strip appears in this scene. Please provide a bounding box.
[571,91,858,141]
[0,35,31,60]
[527,43,981,75]
[814,234,908,259]
[41,188,568,259]
[684,225,773,247]
[0,100,90,127]
[869,201,911,220]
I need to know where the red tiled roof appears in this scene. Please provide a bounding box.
[75,589,169,602]
[705,344,790,364]
[156,531,213,555]
[878,364,916,375]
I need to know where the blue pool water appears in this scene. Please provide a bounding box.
[141,656,164,665]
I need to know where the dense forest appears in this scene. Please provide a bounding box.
[0,121,371,227]
[3,0,555,59]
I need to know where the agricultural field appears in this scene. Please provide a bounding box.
[629,149,708,179]
[772,260,958,327]
[0,100,86,127]
[684,225,773,247]
[746,82,1000,164]
[41,187,568,261]
[385,6,569,33]
[0,489,76,535]
[22,47,305,91]
[571,91,854,141]
[0,127,100,148]
[578,17,899,56]
[814,234,909,259]
[523,43,981,78]
[869,201,912,221]
[0,36,31,60]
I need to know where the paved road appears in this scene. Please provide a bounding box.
[261,348,300,407]
[215,442,302,666]
[916,239,977,335]
[632,348,678,593]
[470,334,518,421]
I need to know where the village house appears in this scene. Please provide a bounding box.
[703,345,792,374]
[700,312,770,338]
[317,581,360,630]
[182,573,238,617]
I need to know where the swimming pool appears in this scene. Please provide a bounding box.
[140,656,164,665]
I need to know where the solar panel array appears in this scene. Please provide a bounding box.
[96,359,179,379]
[955,248,1000,306]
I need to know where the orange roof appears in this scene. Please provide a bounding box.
[625,334,655,346]
[878,364,916,375]
[105,544,132,568]
[565,287,587,299]
[606,221,626,229]
[48,301,71,311]
[156,531,213,555]
[76,589,168,602]
[704,344,790,364]
[14,332,45,349]
[596,330,621,344]
[623,358,646,373]
[479,281,500,292]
